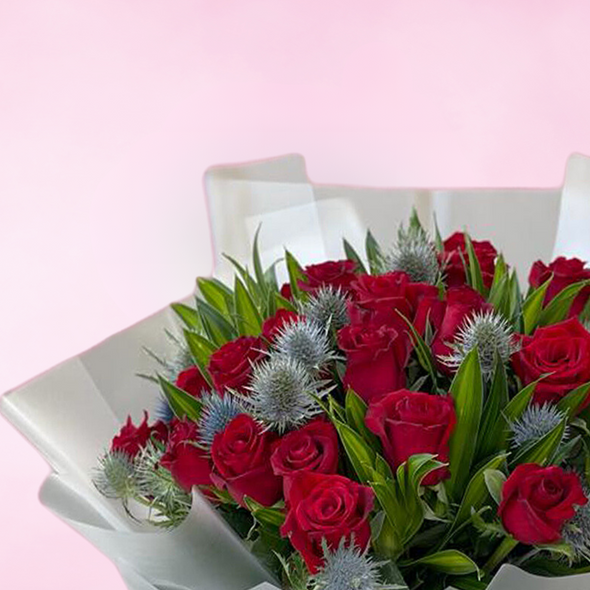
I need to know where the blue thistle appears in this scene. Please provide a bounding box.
[93,450,137,500]
[510,404,567,449]
[199,392,245,448]
[155,396,175,423]
[563,490,590,561]
[300,286,350,331]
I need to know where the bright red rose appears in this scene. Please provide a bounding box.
[512,318,590,407]
[207,336,266,393]
[365,390,456,485]
[111,412,168,458]
[271,419,339,498]
[281,472,374,573]
[300,260,358,294]
[499,464,587,545]
[262,308,299,342]
[529,257,590,317]
[160,419,212,493]
[280,283,293,301]
[175,366,209,398]
[442,232,497,289]
[337,324,409,403]
[211,414,282,507]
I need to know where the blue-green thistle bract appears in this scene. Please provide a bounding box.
[299,285,350,331]
[510,404,567,449]
[198,392,245,449]
[563,491,590,561]
[93,450,137,500]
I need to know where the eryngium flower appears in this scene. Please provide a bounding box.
[312,541,394,590]
[563,492,590,561]
[510,404,567,449]
[380,225,440,284]
[199,392,245,449]
[274,318,338,372]
[441,310,516,379]
[245,355,326,433]
[299,286,349,331]
[93,450,137,500]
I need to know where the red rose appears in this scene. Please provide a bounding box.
[207,336,266,393]
[160,419,212,493]
[175,366,209,398]
[281,472,374,573]
[512,318,590,407]
[442,232,497,289]
[337,324,409,403]
[211,414,282,507]
[529,257,590,317]
[271,419,339,497]
[262,308,299,342]
[499,464,587,545]
[365,390,456,486]
[300,260,358,294]
[280,283,293,301]
[111,412,168,458]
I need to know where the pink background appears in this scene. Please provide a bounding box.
[3,1,590,587]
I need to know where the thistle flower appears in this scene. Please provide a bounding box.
[274,318,338,372]
[563,491,590,561]
[510,404,567,449]
[155,397,175,423]
[299,286,350,331]
[93,450,137,500]
[312,540,394,590]
[198,392,245,449]
[380,225,440,284]
[441,310,516,379]
[244,355,327,433]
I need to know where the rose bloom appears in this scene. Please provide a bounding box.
[262,308,299,342]
[281,472,374,573]
[111,412,168,458]
[211,414,282,507]
[499,464,587,545]
[160,419,212,493]
[337,324,409,403]
[207,336,266,393]
[365,390,456,485]
[442,232,497,289]
[529,256,590,318]
[512,318,590,407]
[175,366,209,398]
[271,419,339,498]
[299,259,358,294]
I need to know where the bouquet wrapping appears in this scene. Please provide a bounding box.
[5,153,590,590]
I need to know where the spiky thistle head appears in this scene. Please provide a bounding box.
[273,318,338,372]
[563,488,590,561]
[244,355,327,433]
[299,286,350,331]
[198,392,245,449]
[311,540,394,590]
[93,450,137,500]
[441,310,517,379]
[380,225,440,284]
[510,404,567,449]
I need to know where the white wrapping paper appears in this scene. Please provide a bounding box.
[3,153,590,589]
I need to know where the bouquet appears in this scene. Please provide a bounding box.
[93,210,590,590]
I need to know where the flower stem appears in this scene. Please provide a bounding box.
[483,537,519,574]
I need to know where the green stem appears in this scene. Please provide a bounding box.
[483,537,519,574]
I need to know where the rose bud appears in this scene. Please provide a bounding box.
[499,464,587,545]
[442,232,497,289]
[365,390,456,485]
[111,412,168,458]
[175,366,209,398]
[281,472,374,573]
[262,308,299,342]
[211,414,282,507]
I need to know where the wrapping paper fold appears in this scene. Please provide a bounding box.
[4,153,590,589]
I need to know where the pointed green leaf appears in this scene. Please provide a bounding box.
[333,419,376,484]
[158,375,202,421]
[197,277,233,315]
[196,297,237,345]
[285,249,305,300]
[484,469,506,505]
[184,330,215,386]
[233,277,263,336]
[396,311,438,387]
[171,302,202,330]
[557,381,590,418]
[521,276,552,334]
[464,232,486,296]
[408,550,479,576]
[345,389,380,447]
[252,225,268,294]
[512,417,567,466]
[365,230,383,274]
[503,378,545,421]
[343,238,367,274]
[539,279,590,326]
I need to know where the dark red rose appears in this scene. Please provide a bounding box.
[207,336,266,393]
[337,324,409,403]
[529,257,590,317]
[271,419,339,497]
[175,366,209,398]
[512,318,590,407]
[499,464,587,545]
[442,232,497,289]
[160,419,212,493]
[280,283,293,301]
[211,414,282,507]
[111,412,168,458]
[262,308,299,342]
[300,260,358,294]
[281,472,374,573]
[365,390,456,485]
[348,271,439,330]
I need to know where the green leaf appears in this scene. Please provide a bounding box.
[365,230,383,274]
[252,225,268,295]
[447,349,483,500]
[171,302,201,330]
[343,238,367,274]
[503,378,544,421]
[197,277,233,315]
[345,389,380,448]
[433,214,444,253]
[184,330,215,386]
[233,277,263,336]
[274,292,297,312]
[407,550,480,576]
[333,420,376,484]
[508,271,523,327]
[483,469,506,505]
[223,254,264,307]
[285,250,305,299]
[557,381,590,418]
[243,496,285,528]
[512,417,567,466]
[464,232,486,296]
[157,375,202,421]
[538,279,590,326]
[195,297,237,346]
[521,276,552,335]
